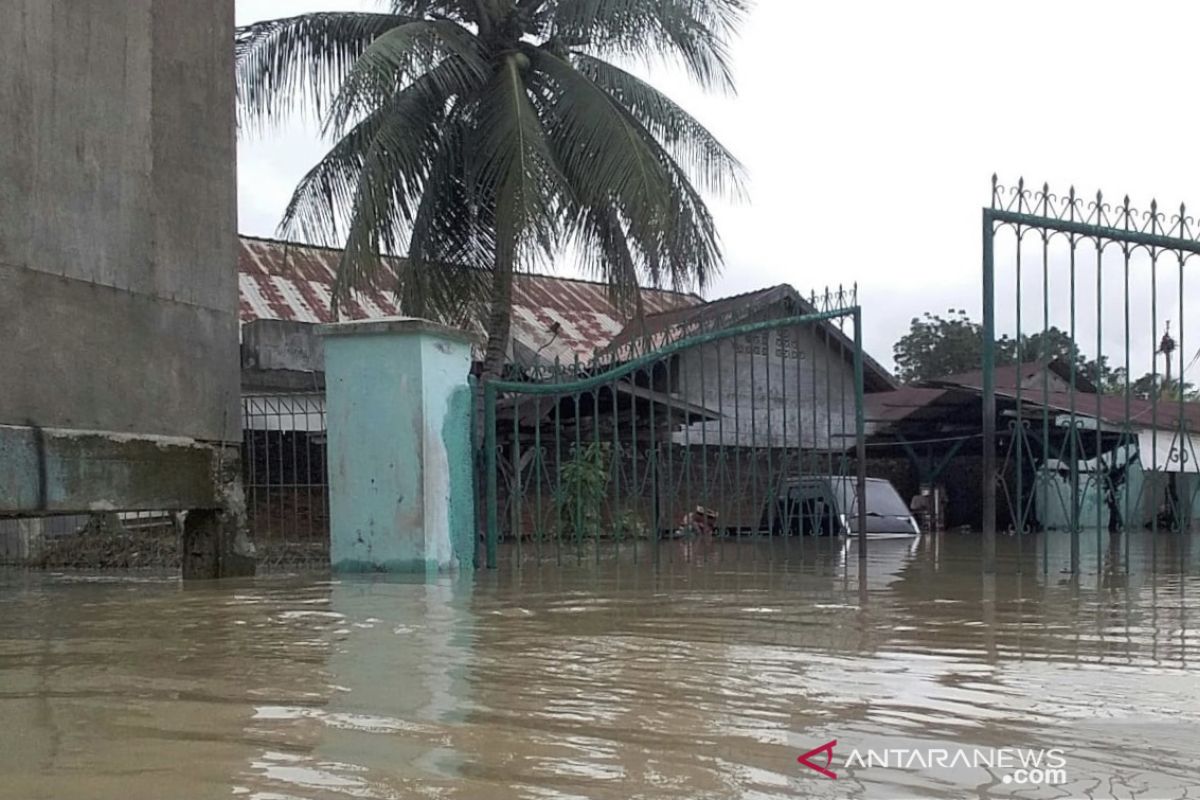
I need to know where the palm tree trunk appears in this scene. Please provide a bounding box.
[481,258,514,381]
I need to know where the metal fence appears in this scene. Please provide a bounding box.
[242,392,330,570]
[983,177,1200,574]
[481,309,870,567]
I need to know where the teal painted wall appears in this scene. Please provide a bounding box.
[1172,473,1200,526]
[1119,459,1149,529]
[1033,453,1187,531]
[442,382,477,569]
[323,324,475,573]
[1034,470,1107,531]
[416,335,476,571]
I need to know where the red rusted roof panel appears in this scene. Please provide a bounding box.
[238,236,701,361]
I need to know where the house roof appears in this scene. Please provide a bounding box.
[865,387,969,424]
[866,380,1200,437]
[929,359,1099,395]
[600,284,897,391]
[237,236,701,365]
[998,387,1200,433]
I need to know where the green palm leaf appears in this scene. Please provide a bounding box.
[236,13,414,128]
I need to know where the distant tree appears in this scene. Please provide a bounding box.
[1018,328,1123,391]
[1097,363,1128,395]
[893,310,1119,387]
[1127,373,1197,401]
[892,310,987,384]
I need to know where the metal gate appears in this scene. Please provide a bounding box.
[983,177,1200,573]
[480,306,869,567]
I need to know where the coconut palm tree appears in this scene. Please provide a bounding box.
[236,0,745,379]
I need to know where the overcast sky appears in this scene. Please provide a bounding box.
[236,1,1200,378]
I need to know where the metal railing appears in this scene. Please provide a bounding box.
[242,392,330,570]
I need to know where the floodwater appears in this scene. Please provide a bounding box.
[2,533,1200,800]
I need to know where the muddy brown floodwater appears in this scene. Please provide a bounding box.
[2,532,1199,800]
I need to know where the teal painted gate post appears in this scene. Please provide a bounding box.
[320,319,479,574]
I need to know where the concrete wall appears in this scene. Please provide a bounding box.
[0,424,232,513]
[0,518,48,563]
[242,320,325,375]
[0,0,239,442]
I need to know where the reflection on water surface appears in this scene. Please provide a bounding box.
[2,532,1199,799]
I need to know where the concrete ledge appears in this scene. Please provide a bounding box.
[0,424,230,514]
[318,316,482,347]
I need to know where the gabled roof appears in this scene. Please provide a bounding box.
[600,284,897,391]
[237,235,701,364]
[928,359,1099,395]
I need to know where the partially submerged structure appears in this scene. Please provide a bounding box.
[488,286,893,539]
[236,236,701,556]
[234,238,893,546]
[866,360,1200,532]
[0,0,251,576]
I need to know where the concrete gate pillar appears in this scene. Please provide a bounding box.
[320,319,478,573]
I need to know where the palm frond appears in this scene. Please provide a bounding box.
[545,0,748,92]
[285,63,479,312]
[386,1,478,19]
[277,104,387,250]
[326,18,488,134]
[527,47,679,287]
[529,48,721,292]
[576,204,646,319]
[235,13,412,129]
[279,53,480,246]
[403,116,495,324]
[474,54,566,272]
[571,53,745,199]
[527,48,673,224]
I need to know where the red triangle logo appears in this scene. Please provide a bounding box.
[798,739,838,779]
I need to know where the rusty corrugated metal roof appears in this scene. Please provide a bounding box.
[866,381,1200,434]
[930,359,1100,395]
[238,235,701,363]
[998,387,1200,432]
[865,387,968,424]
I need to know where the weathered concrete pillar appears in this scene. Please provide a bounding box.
[181,445,256,579]
[320,319,477,573]
[0,517,45,563]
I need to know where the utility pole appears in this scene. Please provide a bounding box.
[1160,322,1176,392]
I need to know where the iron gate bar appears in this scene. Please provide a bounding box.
[482,308,869,568]
[989,210,1200,254]
[853,307,869,562]
[982,208,996,573]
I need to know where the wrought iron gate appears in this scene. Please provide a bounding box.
[479,306,869,567]
[983,177,1200,574]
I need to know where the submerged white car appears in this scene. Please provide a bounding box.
[766,476,921,539]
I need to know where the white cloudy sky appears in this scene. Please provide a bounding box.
[236,1,1200,378]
